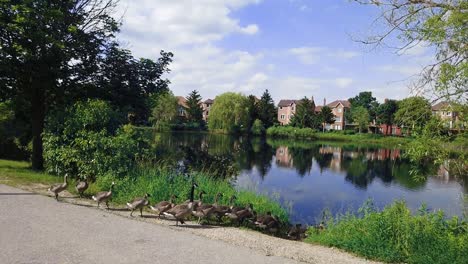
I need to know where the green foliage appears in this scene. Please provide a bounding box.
[351,106,370,133]
[348,91,378,123]
[185,90,204,126]
[319,106,335,131]
[251,119,265,136]
[266,126,317,139]
[43,100,149,179]
[376,99,398,127]
[256,89,277,128]
[394,97,432,133]
[290,97,317,128]
[150,92,178,131]
[95,165,289,223]
[208,92,250,134]
[306,200,468,263]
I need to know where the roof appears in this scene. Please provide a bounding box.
[432,101,450,111]
[315,106,323,112]
[278,99,297,107]
[327,100,350,108]
[204,99,214,104]
[176,96,188,108]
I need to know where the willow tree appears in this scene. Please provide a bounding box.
[354,0,467,102]
[208,92,250,134]
[0,0,119,169]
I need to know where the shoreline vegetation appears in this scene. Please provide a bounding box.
[1,159,467,264]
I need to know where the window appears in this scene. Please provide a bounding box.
[279,107,283,110]
[292,106,295,111]
[337,108,342,113]
[289,115,292,119]
[335,116,341,122]
[336,125,341,130]
[446,111,451,116]
[280,114,285,120]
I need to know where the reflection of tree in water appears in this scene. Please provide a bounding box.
[237,138,274,178]
[289,147,314,177]
[314,152,333,173]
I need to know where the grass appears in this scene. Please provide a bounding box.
[315,132,410,147]
[0,159,288,224]
[266,126,317,139]
[306,200,468,264]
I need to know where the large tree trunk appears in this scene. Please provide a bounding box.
[31,85,45,170]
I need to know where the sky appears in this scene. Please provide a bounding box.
[115,0,434,104]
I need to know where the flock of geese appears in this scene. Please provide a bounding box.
[48,174,309,240]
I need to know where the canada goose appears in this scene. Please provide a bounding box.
[163,182,198,226]
[192,192,220,224]
[127,193,151,217]
[92,182,115,209]
[213,193,232,222]
[287,224,308,240]
[225,203,254,226]
[48,174,69,200]
[185,190,205,207]
[255,212,280,233]
[150,194,178,218]
[75,177,88,198]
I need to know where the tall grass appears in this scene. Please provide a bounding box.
[306,200,468,263]
[95,165,289,222]
[266,126,317,139]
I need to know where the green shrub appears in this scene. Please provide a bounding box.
[43,99,150,179]
[251,119,265,136]
[266,126,317,139]
[306,200,468,263]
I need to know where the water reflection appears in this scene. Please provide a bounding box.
[153,132,466,223]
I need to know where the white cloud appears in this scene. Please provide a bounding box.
[289,46,359,65]
[398,41,431,57]
[376,65,422,76]
[335,78,353,88]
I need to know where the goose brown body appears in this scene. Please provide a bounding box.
[164,183,198,226]
[127,193,150,217]
[48,174,68,200]
[150,195,177,218]
[92,182,115,209]
[75,179,88,197]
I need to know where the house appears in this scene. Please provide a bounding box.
[202,99,214,122]
[277,100,298,125]
[432,101,460,129]
[176,96,188,117]
[325,99,350,130]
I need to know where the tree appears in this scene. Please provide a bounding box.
[0,0,119,169]
[347,91,379,123]
[257,89,277,128]
[320,106,335,132]
[353,0,467,102]
[376,99,398,135]
[208,93,250,134]
[150,92,178,130]
[290,97,316,128]
[251,119,265,136]
[185,90,204,125]
[352,106,370,133]
[394,96,432,133]
[246,95,259,132]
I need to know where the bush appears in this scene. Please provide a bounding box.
[306,200,468,263]
[43,99,150,179]
[266,126,317,139]
[251,119,265,136]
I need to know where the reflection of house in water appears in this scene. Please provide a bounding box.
[319,146,402,172]
[275,146,294,168]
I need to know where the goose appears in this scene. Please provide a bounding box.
[255,212,281,233]
[213,193,232,222]
[185,190,205,207]
[150,194,178,218]
[48,174,68,200]
[287,224,308,240]
[163,182,198,226]
[92,182,115,209]
[225,203,254,226]
[192,192,219,224]
[127,193,151,217]
[75,177,88,198]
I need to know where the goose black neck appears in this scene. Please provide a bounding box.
[189,184,195,202]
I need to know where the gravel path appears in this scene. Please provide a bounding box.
[0,184,380,264]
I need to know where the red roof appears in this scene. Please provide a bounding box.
[432,101,451,111]
[327,100,350,108]
[176,96,188,108]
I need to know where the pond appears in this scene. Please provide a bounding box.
[153,132,467,224]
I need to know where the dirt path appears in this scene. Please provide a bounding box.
[0,184,380,264]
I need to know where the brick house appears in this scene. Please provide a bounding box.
[277,100,298,125]
[325,100,350,130]
[431,101,460,129]
[202,99,214,122]
[176,96,188,117]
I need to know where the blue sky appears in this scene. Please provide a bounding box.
[117,0,433,104]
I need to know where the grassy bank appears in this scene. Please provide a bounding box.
[0,159,288,223]
[266,126,317,139]
[306,201,468,264]
[315,132,410,147]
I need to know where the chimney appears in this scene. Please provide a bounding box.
[323,98,326,106]
[311,96,314,103]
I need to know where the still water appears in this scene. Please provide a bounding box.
[154,132,467,224]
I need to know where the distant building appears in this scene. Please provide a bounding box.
[277,99,298,125]
[202,99,214,122]
[325,99,350,130]
[432,101,460,129]
[176,96,188,117]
